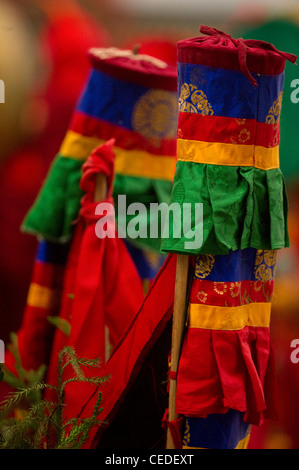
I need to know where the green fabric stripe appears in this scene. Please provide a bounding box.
[22,155,173,252]
[22,155,83,243]
[160,161,289,255]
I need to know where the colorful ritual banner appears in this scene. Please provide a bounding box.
[4,240,69,374]
[22,48,178,253]
[176,248,278,428]
[236,19,299,181]
[3,47,177,404]
[160,25,297,449]
[161,25,297,256]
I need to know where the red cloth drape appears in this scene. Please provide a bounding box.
[45,140,145,422]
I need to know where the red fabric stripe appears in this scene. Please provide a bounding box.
[177,113,280,148]
[176,326,278,425]
[31,260,65,289]
[189,279,274,307]
[70,111,177,156]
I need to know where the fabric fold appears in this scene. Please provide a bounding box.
[44,141,145,401]
[161,163,289,255]
[175,247,279,426]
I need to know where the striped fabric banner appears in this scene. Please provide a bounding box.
[26,240,68,310]
[59,130,176,181]
[177,63,284,169]
[178,63,284,121]
[161,34,291,256]
[182,410,251,449]
[4,240,69,373]
[22,53,178,249]
[188,248,275,330]
[176,247,279,425]
[62,68,178,182]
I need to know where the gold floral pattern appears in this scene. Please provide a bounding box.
[229,282,241,298]
[182,419,191,447]
[255,265,273,281]
[263,250,277,267]
[194,254,215,279]
[254,249,264,266]
[238,128,251,143]
[230,128,251,144]
[197,290,208,303]
[254,250,277,281]
[253,281,263,292]
[132,89,177,140]
[178,83,214,115]
[235,118,246,125]
[229,118,251,144]
[214,282,227,295]
[265,91,283,124]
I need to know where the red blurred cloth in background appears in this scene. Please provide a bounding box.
[0,10,110,344]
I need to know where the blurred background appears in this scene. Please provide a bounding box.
[0,0,298,449]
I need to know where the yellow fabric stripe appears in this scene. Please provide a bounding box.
[27,283,58,310]
[177,138,279,170]
[235,433,251,449]
[114,146,176,181]
[189,302,271,330]
[59,131,101,160]
[60,131,176,181]
[182,446,207,449]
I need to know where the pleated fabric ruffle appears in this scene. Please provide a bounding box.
[175,247,278,427]
[161,162,289,255]
[176,325,278,426]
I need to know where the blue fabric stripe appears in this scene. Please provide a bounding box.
[183,410,250,449]
[194,248,275,282]
[76,69,152,130]
[125,241,165,280]
[36,240,69,264]
[178,62,284,122]
[257,72,285,123]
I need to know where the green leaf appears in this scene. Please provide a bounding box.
[47,316,71,337]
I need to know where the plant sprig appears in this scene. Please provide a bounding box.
[0,337,109,449]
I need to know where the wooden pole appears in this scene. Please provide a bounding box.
[166,254,189,449]
[94,173,107,203]
[94,171,110,362]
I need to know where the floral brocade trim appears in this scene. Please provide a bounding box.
[178,83,214,115]
[254,249,277,281]
[182,419,191,447]
[194,254,216,279]
[182,417,251,449]
[177,113,280,148]
[132,89,178,140]
[194,250,277,281]
[265,92,283,124]
[190,279,274,307]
